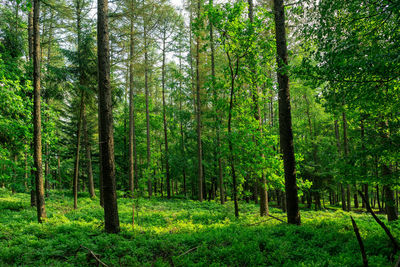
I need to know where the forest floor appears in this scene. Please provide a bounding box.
[0,189,399,266]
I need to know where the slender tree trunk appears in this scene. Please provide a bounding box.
[73,93,84,209]
[195,0,203,202]
[44,11,54,197]
[161,33,171,199]
[273,0,300,225]
[189,9,196,200]
[144,26,152,197]
[178,54,187,197]
[33,0,46,222]
[208,0,223,205]
[128,6,137,195]
[57,154,61,189]
[24,144,28,190]
[360,119,369,209]
[247,0,268,217]
[335,120,347,211]
[342,112,351,211]
[97,0,120,233]
[28,7,36,205]
[226,53,239,218]
[83,109,95,198]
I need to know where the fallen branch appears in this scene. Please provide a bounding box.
[268,214,287,223]
[80,245,109,267]
[177,247,198,258]
[358,190,399,255]
[350,216,368,267]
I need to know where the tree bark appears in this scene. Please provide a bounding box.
[383,181,398,221]
[273,0,300,225]
[144,25,152,197]
[226,51,239,218]
[57,154,61,189]
[73,93,84,209]
[161,31,171,198]
[359,119,369,209]
[342,112,351,211]
[83,108,95,198]
[128,3,137,195]
[195,0,203,202]
[178,52,187,197]
[208,0,223,205]
[28,8,36,206]
[97,0,120,233]
[33,0,46,222]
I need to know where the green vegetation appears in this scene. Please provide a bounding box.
[0,0,399,265]
[0,189,399,266]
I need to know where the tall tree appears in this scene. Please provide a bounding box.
[247,0,268,216]
[128,0,137,195]
[28,7,36,207]
[273,0,300,225]
[208,0,224,204]
[33,0,47,223]
[195,0,203,202]
[97,0,120,233]
[73,0,85,209]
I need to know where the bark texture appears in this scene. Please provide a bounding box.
[97,0,120,233]
[196,0,203,202]
[33,0,47,222]
[273,0,300,225]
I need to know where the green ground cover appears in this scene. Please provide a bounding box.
[0,189,398,266]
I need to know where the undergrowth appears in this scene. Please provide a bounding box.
[0,188,398,266]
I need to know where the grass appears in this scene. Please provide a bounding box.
[0,188,399,266]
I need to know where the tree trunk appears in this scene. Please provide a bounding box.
[226,52,239,217]
[208,0,223,205]
[24,145,28,190]
[83,108,95,198]
[273,0,300,225]
[33,0,46,222]
[57,154,61,189]
[248,0,268,217]
[383,177,398,221]
[161,32,171,199]
[128,5,137,195]
[195,0,203,202]
[144,25,152,197]
[342,112,351,211]
[178,54,187,197]
[73,93,84,209]
[44,11,54,197]
[28,9,36,206]
[97,0,120,233]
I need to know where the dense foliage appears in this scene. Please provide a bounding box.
[0,0,399,265]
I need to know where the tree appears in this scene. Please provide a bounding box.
[33,0,47,223]
[273,0,300,225]
[128,0,137,195]
[97,0,120,233]
[194,0,203,202]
